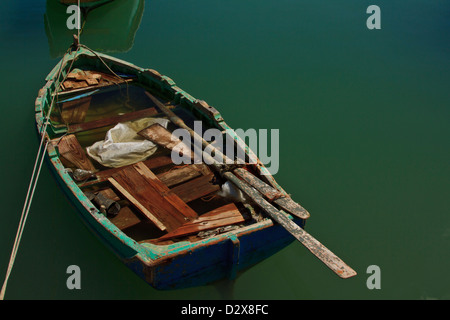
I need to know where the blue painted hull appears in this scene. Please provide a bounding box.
[137,220,303,290]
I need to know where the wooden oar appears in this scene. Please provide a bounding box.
[223,171,357,279]
[143,91,357,278]
[145,92,239,168]
[146,91,310,219]
[234,167,310,220]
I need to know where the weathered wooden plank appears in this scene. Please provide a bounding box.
[57,78,134,99]
[192,163,212,176]
[58,134,96,171]
[106,156,174,178]
[138,123,194,161]
[157,164,208,187]
[170,173,220,203]
[144,155,177,170]
[67,106,159,133]
[79,158,211,189]
[61,80,74,90]
[85,78,99,86]
[108,177,167,231]
[82,155,174,186]
[157,203,244,241]
[132,162,198,220]
[109,162,198,232]
[63,80,88,89]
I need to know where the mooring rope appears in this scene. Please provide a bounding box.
[0,139,49,300]
[0,17,117,296]
[0,46,77,300]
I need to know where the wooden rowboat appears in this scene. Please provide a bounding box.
[35,42,355,289]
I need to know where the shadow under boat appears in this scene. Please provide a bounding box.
[44,0,145,58]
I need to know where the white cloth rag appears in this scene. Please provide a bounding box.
[87,117,169,168]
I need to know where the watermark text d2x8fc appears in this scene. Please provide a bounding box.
[171,121,280,175]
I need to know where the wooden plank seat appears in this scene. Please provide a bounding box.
[156,163,210,187]
[79,155,174,187]
[108,161,198,232]
[156,203,245,241]
[79,156,211,188]
[170,173,220,203]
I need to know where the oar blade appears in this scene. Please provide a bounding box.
[224,171,357,279]
[276,215,357,279]
[273,197,310,220]
[234,168,310,219]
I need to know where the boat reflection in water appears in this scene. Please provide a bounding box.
[59,0,115,8]
[44,0,145,58]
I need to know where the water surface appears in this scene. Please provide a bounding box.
[0,0,449,300]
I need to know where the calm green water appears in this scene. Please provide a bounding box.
[0,0,449,300]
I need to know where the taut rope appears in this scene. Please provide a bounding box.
[0,45,78,300]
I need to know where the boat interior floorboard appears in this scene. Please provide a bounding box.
[51,78,260,245]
